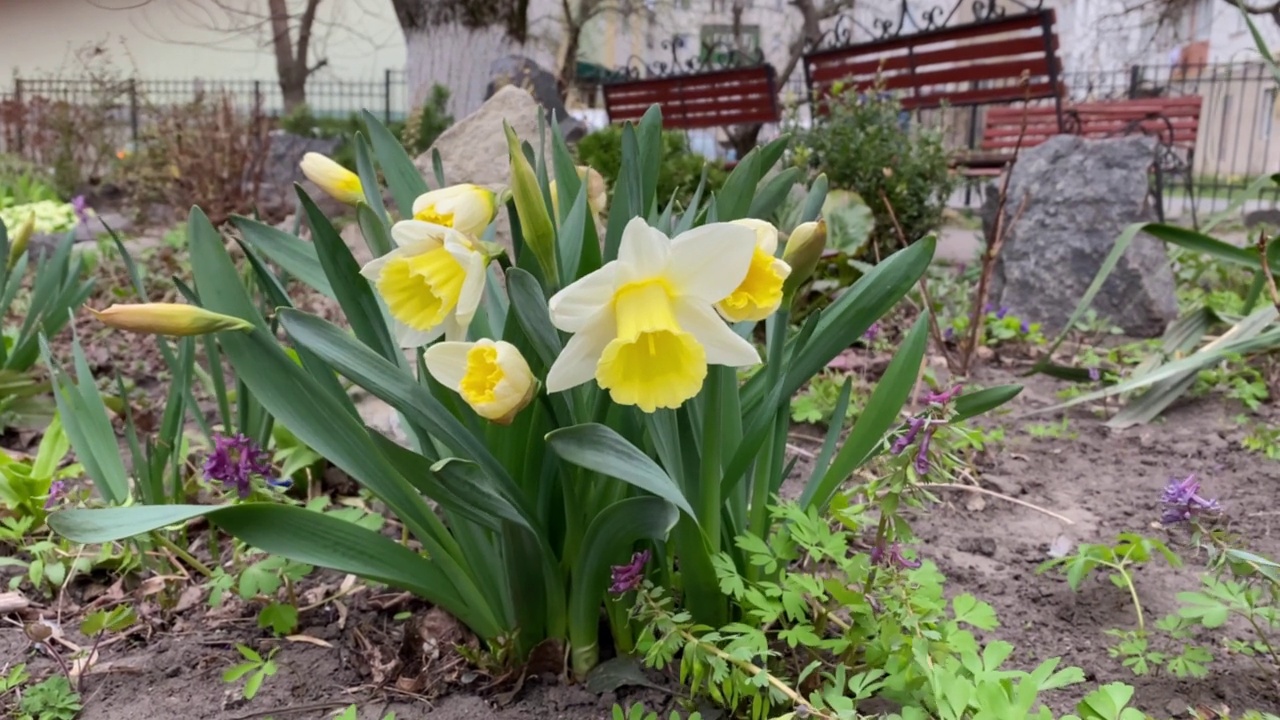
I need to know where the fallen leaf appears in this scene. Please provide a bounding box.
[286,634,333,648]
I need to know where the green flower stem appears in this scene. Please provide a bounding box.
[151,530,213,578]
[698,367,724,552]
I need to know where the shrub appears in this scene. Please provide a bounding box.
[803,86,956,261]
[576,125,728,206]
[0,155,62,208]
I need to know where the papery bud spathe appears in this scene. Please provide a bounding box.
[7,212,35,269]
[781,219,827,299]
[299,153,364,206]
[412,184,498,237]
[90,303,255,336]
[424,339,536,424]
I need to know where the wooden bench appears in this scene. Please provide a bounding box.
[602,65,781,129]
[966,96,1204,218]
[802,10,1064,124]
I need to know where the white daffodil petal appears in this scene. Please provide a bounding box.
[452,251,488,327]
[547,261,619,332]
[665,223,757,302]
[390,220,448,249]
[395,320,445,349]
[423,342,474,389]
[546,314,615,392]
[359,253,393,283]
[617,217,670,280]
[732,218,780,255]
[674,299,760,367]
[441,314,467,342]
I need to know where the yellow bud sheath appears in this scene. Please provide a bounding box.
[90,303,254,336]
[299,152,364,206]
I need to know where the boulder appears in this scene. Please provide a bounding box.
[418,85,544,252]
[257,131,346,220]
[486,55,588,141]
[983,135,1177,337]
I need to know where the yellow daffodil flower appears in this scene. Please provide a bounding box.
[90,303,254,336]
[545,218,760,412]
[715,219,791,323]
[360,220,487,347]
[550,166,608,219]
[412,184,498,237]
[424,339,536,424]
[299,153,364,205]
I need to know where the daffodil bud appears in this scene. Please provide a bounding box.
[7,212,35,270]
[90,303,254,336]
[412,184,498,238]
[299,152,364,205]
[549,166,608,220]
[781,220,826,300]
[424,339,536,424]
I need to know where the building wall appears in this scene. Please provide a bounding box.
[0,0,406,82]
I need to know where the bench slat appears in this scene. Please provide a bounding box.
[603,65,780,129]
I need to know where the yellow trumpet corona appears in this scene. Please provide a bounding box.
[424,339,536,424]
[299,153,364,205]
[90,303,254,336]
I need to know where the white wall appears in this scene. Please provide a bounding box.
[0,0,406,81]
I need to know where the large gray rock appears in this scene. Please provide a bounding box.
[257,131,345,220]
[487,55,587,142]
[418,86,544,252]
[984,135,1177,337]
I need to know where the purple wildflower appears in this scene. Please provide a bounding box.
[891,417,925,455]
[995,307,1010,320]
[925,384,964,406]
[871,542,922,570]
[1160,474,1221,525]
[1088,366,1101,382]
[943,327,955,342]
[609,549,651,595]
[1019,320,1030,335]
[44,480,66,510]
[914,428,934,474]
[70,195,90,225]
[203,433,276,499]
[863,323,880,343]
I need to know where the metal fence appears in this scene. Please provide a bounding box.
[0,71,409,155]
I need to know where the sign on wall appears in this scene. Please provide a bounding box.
[699,24,761,63]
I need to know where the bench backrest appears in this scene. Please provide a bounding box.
[1070,96,1203,149]
[804,10,1062,114]
[602,65,781,129]
[978,105,1064,151]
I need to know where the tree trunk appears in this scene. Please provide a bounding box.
[280,73,308,115]
[404,22,523,118]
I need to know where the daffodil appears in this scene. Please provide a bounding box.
[545,218,760,412]
[299,153,364,205]
[424,339,536,424]
[781,220,827,299]
[412,184,498,237]
[715,219,791,323]
[360,220,487,347]
[90,303,254,336]
[550,166,608,218]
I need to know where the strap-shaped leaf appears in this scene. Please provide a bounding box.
[231,216,334,299]
[362,110,428,217]
[547,423,695,520]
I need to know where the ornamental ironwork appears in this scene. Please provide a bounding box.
[806,0,1046,52]
[604,37,768,83]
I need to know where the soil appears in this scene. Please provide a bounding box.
[7,360,1280,719]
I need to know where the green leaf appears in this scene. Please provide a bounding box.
[353,132,390,227]
[952,594,999,630]
[505,268,563,369]
[748,167,804,220]
[547,424,696,520]
[568,496,679,677]
[356,202,393,259]
[50,503,498,637]
[231,216,335,299]
[801,314,929,511]
[223,662,257,683]
[297,185,397,361]
[362,110,428,217]
[257,602,299,636]
[954,385,1022,421]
